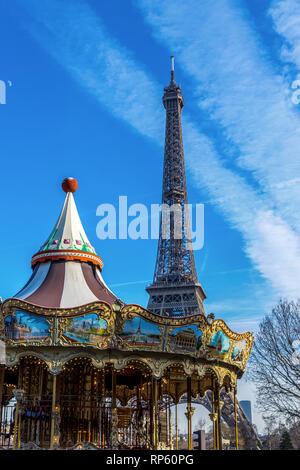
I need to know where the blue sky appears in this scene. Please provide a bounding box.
[2,0,300,339]
[2,0,300,432]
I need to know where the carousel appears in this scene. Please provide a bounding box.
[0,178,253,450]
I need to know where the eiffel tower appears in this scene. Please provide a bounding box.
[146,58,206,317]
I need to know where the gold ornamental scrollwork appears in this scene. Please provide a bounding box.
[1,298,112,318]
[121,304,208,329]
[0,297,4,341]
[1,298,253,377]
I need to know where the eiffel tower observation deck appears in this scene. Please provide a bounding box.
[146,58,206,317]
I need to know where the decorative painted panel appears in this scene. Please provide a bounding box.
[120,317,163,350]
[167,325,203,355]
[62,313,109,346]
[5,311,50,344]
[231,341,247,364]
[208,330,230,358]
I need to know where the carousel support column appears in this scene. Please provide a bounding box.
[87,367,92,443]
[165,387,168,448]
[13,364,24,451]
[136,382,140,448]
[152,378,159,450]
[185,377,195,451]
[175,402,178,450]
[111,368,118,450]
[17,402,22,451]
[36,364,44,446]
[12,399,19,450]
[168,374,172,449]
[175,383,179,450]
[101,370,105,448]
[210,390,217,450]
[13,388,24,450]
[234,386,239,450]
[145,378,150,449]
[156,379,160,448]
[215,394,219,450]
[150,378,154,449]
[216,383,223,451]
[157,378,162,446]
[17,362,23,449]
[87,367,92,442]
[49,373,60,450]
[0,365,4,431]
[0,365,4,406]
[148,378,153,448]
[24,363,30,443]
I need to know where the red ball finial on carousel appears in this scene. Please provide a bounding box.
[62,177,78,193]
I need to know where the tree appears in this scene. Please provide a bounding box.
[196,416,206,430]
[279,430,294,450]
[205,425,214,450]
[261,416,281,450]
[249,299,300,423]
[289,421,300,449]
[221,422,235,449]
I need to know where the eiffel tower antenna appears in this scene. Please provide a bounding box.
[146,58,206,317]
[170,55,175,83]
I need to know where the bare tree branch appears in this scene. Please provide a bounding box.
[249,299,300,423]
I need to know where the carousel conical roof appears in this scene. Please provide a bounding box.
[31,177,102,268]
[13,178,118,309]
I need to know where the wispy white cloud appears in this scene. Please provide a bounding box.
[19,0,164,142]
[207,268,250,275]
[205,294,273,332]
[110,279,151,287]
[183,121,300,298]
[17,0,300,300]
[274,177,300,189]
[269,0,300,68]
[205,309,264,333]
[136,0,300,233]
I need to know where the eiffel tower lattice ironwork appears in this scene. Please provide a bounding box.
[146,58,206,317]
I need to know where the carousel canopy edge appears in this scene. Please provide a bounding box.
[1,298,253,373]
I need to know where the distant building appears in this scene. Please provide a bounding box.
[240,400,252,423]
[193,430,206,450]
